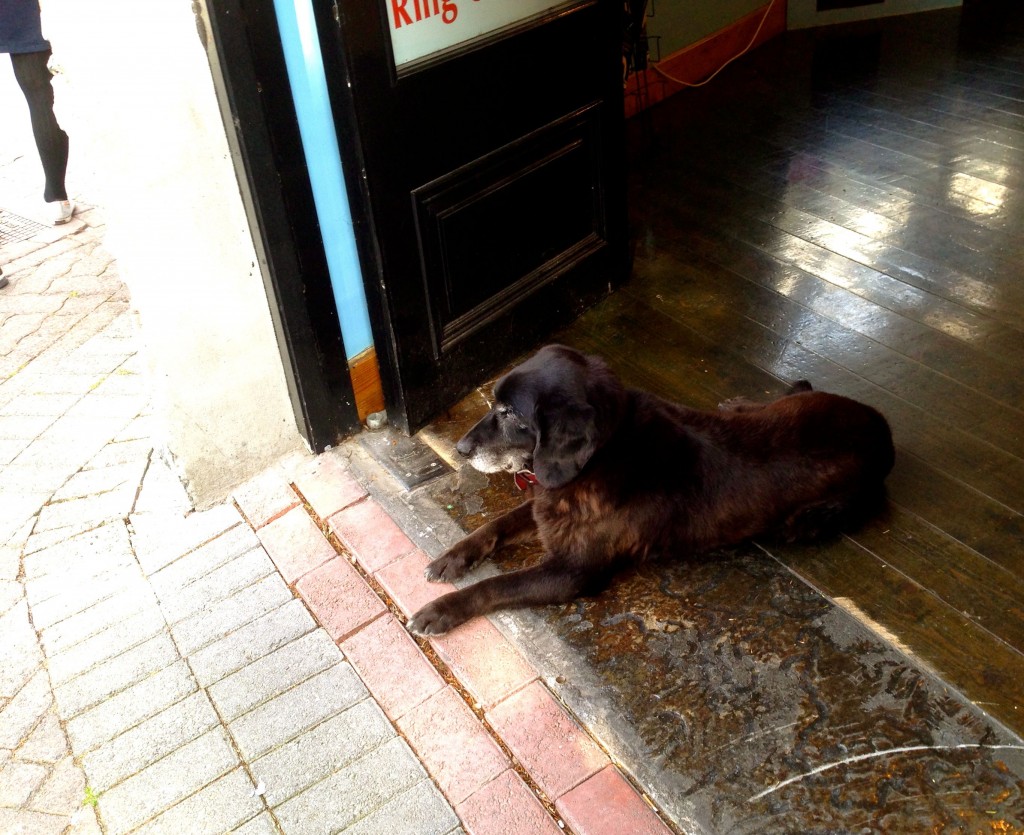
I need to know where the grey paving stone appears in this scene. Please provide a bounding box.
[131,767,263,835]
[0,412,58,440]
[23,522,131,580]
[209,629,342,721]
[52,461,148,502]
[228,664,367,761]
[132,457,192,514]
[53,631,178,720]
[170,573,293,656]
[25,550,136,608]
[69,804,103,835]
[157,548,275,625]
[27,754,85,815]
[84,438,152,471]
[149,524,261,598]
[0,493,48,548]
[35,490,136,534]
[190,599,316,688]
[22,371,99,396]
[0,670,52,748]
[0,599,42,698]
[0,547,19,581]
[272,737,425,834]
[253,699,395,806]
[339,779,459,835]
[0,392,81,417]
[65,661,197,753]
[16,712,68,763]
[82,691,219,792]
[0,438,29,466]
[22,520,109,558]
[98,727,238,835]
[41,585,160,656]
[230,812,278,835]
[0,581,23,615]
[30,570,145,631]
[0,808,68,835]
[47,606,167,686]
[129,506,243,576]
[0,759,48,806]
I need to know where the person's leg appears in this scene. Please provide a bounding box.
[10,50,69,204]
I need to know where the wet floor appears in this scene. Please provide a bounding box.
[419,5,1024,833]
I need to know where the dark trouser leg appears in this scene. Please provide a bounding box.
[10,50,69,203]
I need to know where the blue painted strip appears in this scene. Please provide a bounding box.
[273,0,374,359]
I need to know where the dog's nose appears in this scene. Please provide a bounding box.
[455,437,474,457]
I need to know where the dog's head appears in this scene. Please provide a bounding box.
[455,345,625,488]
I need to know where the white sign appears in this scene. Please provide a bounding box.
[388,0,575,67]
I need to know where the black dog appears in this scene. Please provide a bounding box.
[408,345,894,635]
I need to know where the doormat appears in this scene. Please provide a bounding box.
[0,209,49,246]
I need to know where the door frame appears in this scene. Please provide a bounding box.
[203,0,363,449]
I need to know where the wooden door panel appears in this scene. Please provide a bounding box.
[414,104,609,357]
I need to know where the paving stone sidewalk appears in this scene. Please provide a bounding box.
[1,212,674,833]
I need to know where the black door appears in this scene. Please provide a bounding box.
[317,0,629,432]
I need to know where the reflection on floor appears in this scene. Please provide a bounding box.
[422,5,1024,832]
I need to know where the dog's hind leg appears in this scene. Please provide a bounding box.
[424,500,537,583]
[410,555,610,636]
[720,380,813,412]
[775,485,887,542]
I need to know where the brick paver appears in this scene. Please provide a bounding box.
[341,613,445,721]
[486,680,609,800]
[555,766,674,835]
[397,686,509,805]
[431,618,537,710]
[256,506,335,583]
[290,451,367,519]
[456,769,563,835]
[295,556,387,641]
[328,498,416,573]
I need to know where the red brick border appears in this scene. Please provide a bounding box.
[233,451,674,835]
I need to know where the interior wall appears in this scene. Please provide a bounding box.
[645,0,771,58]
[789,0,962,29]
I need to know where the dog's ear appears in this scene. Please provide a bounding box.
[532,394,598,488]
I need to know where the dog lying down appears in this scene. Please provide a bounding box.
[408,345,894,636]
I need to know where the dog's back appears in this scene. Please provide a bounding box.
[548,384,895,556]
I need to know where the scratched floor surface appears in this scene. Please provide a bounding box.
[420,5,1024,833]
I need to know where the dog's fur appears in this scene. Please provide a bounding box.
[408,345,894,635]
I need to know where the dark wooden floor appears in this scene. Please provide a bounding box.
[562,2,1024,734]
[418,5,1024,830]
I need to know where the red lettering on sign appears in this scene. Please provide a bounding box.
[393,0,458,29]
[391,0,413,28]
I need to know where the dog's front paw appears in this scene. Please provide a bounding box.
[407,596,470,636]
[424,541,481,583]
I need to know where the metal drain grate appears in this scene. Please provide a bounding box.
[0,209,49,245]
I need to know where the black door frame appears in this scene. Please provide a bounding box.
[203,0,362,450]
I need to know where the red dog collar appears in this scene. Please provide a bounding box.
[514,470,539,491]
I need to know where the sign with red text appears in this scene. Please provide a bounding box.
[388,0,576,67]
